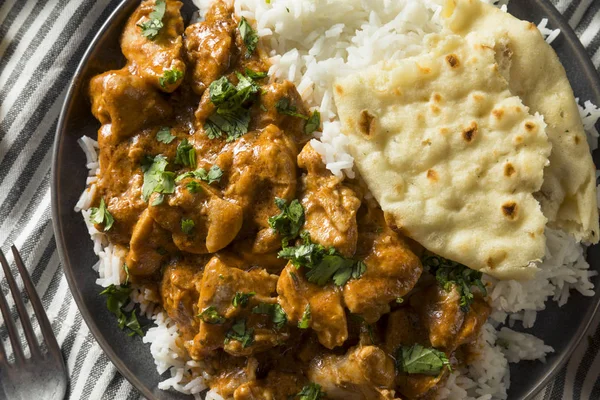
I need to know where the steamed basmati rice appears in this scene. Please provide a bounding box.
[74,0,598,398]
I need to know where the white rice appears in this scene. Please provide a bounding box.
[74,0,598,398]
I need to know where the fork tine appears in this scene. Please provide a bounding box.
[11,245,61,359]
[0,248,40,358]
[0,249,25,363]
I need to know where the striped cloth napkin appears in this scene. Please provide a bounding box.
[1,0,600,399]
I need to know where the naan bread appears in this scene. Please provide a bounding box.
[443,0,599,244]
[334,33,551,279]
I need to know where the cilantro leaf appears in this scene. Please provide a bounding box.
[186,180,202,193]
[181,218,195,234]
[174,139,196,168]
[232,292,255,308]
[151,193,165,206]
[422,253,487,312]
[208,76,237,104]
[156,127,175,144]
[279,232,366,287]
[252,303,287,330]
[225,318,254,348]
[245,68,268,80]
[206,165,224,184]
[142,155,176,201]
[238,17,258,56]
[268,198,305,245]
[137,0,166,40]
[159,68,183,89]
[296,383,325,400]
[204,73,261,141]
[396,344,451,375]
[99,284,144,337]
[90,198,114,231]
[205,110,251,142]
[198,306,226,324]
[276,97,308,119]
[125,312,144,337]
[176,165,223,185]
[123,264,130,285]
[305,110,321,135]
[298,303,311,329]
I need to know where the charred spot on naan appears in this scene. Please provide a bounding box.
[358,110,377,137]
[445,53,460,68]
[462,121,478,143]
[504,163,516,177]
[501,201,518,221]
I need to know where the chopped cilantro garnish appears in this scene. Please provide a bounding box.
[275,98,321,135]
[396,344,451,375]
[232,292,255,308]
[238,17,258,56]
[141,155,175,202]
[125,312,144,337]
[296,383,325,400]
[304,110,321,135]
[123,264,130,285]
[156,127,175,144]
[174,139,196,168]
[159,68,183,88]
[298,303,311,329]
[275,97,308,119]
[268,198,305,245]
[176,165,223,185]
[225,318,254,348]
[185,180,202,193]
[90,198,114,231]
[137,0,166,40]
[245,68,268,80]
[181,218,195,234]
[278,232,366,287]
[151,193,165,206]
[198,306,226,324]
[204,73,261,141]
[252,303,287,330]
[422,253,487,312]
[99,284,144,337]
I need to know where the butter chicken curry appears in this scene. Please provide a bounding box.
[87,0,490,398]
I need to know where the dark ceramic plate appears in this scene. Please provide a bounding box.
[51,1,600,399]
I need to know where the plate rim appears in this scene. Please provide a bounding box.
[50,0,600,399]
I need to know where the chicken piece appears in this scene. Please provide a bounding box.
[343,204,422,323]
[160,259,204,341]
[455,297,491,347]
[234,371,305,400]
[298,143,361,257]
[148,179,243,254]
[308,345,396,400]
[125,208,176,277]
[190,256,285,359]
[250,81,310,137]
[412,285,465,350]
[184,1,236,95]
[121,0,186,92]
[218,124,298,245]
[277,262,347,349]
[383,308,448,399]
[90,69,172,142]
[94,137,148,244]
[210,357,259,399]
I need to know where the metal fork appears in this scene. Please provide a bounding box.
[0,246,67,400]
